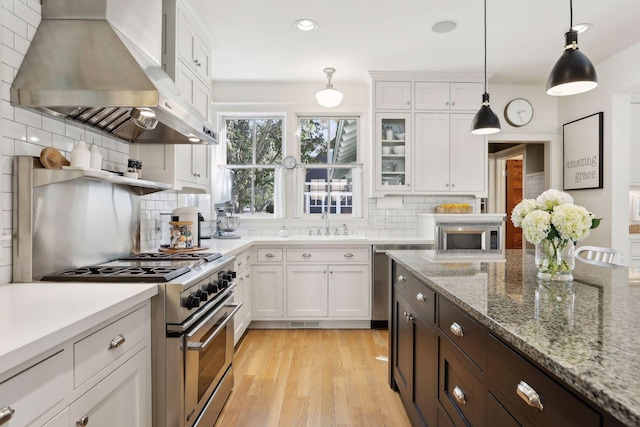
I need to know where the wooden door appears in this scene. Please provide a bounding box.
[506,160,523,249]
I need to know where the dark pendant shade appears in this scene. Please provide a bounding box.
[546,30,598,96]
[471,93,501,135]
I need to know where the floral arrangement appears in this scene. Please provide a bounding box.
[511,189,601,279]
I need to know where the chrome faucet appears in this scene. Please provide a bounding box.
[343,223,348,235]
[322,210,330,235]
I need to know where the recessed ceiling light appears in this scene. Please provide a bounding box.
[570,23,592,33]
[294,19,318,32]
[431,21,457,34]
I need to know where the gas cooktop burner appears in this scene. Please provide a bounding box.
[119,252,223,262]
[40,265,191,283]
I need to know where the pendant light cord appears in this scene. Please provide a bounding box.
[483,0,487,93]
[570,0,573,30]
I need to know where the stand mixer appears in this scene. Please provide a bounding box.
[213,201,241,239]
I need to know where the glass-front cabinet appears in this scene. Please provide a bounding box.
[375,113,410,193]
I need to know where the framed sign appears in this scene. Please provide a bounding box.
[563,112,603,190]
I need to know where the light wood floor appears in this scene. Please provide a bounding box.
[215,329,412,427]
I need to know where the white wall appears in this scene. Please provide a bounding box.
[557,42,640,259]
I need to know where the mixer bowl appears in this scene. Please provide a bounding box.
[217,216,240,232]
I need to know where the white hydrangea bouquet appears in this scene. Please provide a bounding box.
[511,189,601,281]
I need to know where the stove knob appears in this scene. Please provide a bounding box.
[220,279,229,289]
[205,281,218,294]
[195,290,208,302]
[227,270,237,279]
[184,295,200,310]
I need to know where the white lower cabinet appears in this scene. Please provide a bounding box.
[0,302,151,427]
[68,349,148,427]
[286,264,370,318]
[233,248,253,345]
[251,265,284,319]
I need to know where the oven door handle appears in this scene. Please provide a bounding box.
[187,303,242,351]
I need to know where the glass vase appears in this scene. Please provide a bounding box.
[535,239,575,282]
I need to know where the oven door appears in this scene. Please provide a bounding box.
[183,294,242,427]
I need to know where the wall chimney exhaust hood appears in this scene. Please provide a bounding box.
[10,0,217,145]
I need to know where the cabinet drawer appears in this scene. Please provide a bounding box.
[286,247,369,263]
[487,334,600,427]
[438,296,486,370]
[74,306,148,388]
[394,264,435,324]
[256,248,283,262]
[0,350,70,426]
[630,241,640,257]
[438,339,484,427]
[235,249,253,272]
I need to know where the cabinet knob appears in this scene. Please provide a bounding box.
[450,322,464,337]
[0,407,15,425]
[405,312,413,322]
[451,183,455,188]
[451,101,456,106]
[194,173,201,177]
[406,101,411,105]
[76,416,89,426]
[238,260,243,266]
[445,183,449,187]
[516,381,544,411]
[398,275,406,282]
[452,386,466,405]
[445,101,450,106]
[416,292,426,302]
[108,334,126,350]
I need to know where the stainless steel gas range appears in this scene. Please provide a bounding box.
[13,156,241,427]
[42,251,240,427]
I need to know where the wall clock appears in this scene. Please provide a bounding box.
[504,98,534,127]
[283,155,297,169]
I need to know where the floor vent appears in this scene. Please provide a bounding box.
[289,321,321,329]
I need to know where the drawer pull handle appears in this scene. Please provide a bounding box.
[302,253,312,257]
[450,322,464,337]
[0,407,15,425]
[76,415,89,426]
[238,260,243,266]
[416,292,426,302]
[405,312,413,322]
[108,334,126,350]
[265,253,276,258]
[344,253,354,257]
[398,275,406,282]
[452,386,466,405]
[517,381,544,411]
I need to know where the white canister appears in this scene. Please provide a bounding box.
[172,206,200,246]
[89,144,102,170]
[70,140,90,169]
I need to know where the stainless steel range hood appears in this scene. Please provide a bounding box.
[10,0,217,145]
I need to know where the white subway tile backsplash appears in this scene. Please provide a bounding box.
[1,45,23,71]
[85,129,103,146]
[14,0,40,28]
[15,140,42,156]
[26,126,52,146]
[15,106,41,127]
[102,137,116,151]
[64,123,84,140]
[13,32,29,54]
[116,140,128,153]
[42,115,66,135]
[1,63,14,84]
[2,0,14,13]
[1,26,13,48]
[2,118,25,139]
[2,155,14,175]
[52,133,74,153]
[1,100,13,120]
[2,10,28,39]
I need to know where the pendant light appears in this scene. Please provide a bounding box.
[546,0,598,96]
[471,0,501,135]
[315,68,343,108]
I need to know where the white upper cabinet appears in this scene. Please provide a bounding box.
[414,82,483,111]
[413,113,487,194]
[163,0,216,121]
[375,81,412,110]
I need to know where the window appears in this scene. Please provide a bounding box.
[298,117,360,216]
[223,117,283,215]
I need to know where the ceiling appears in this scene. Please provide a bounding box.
[187,0,640,86]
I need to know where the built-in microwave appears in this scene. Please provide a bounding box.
[436,222,502,250]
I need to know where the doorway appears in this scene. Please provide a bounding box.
[505,159,523,249]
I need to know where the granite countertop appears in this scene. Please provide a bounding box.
[386,249,639,427]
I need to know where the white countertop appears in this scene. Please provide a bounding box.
[1,235,433,378]
[0,282,158,376]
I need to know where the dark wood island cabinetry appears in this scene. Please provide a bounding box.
[388,250,634,427]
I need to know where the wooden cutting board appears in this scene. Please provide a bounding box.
[40,147,70,169]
